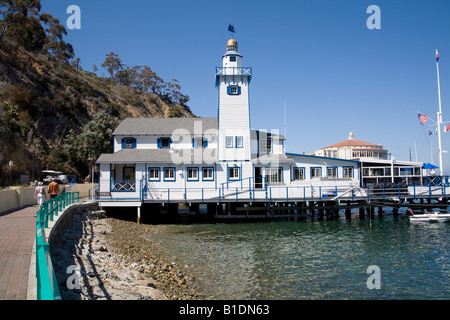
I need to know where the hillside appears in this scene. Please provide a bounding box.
[0,43,195,185]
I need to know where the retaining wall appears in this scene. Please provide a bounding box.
[46,201,99,253]
[0,184,96,214]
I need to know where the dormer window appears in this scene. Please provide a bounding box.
[193,137,208,148]
[157,137,172,149]
[122,137,136,149]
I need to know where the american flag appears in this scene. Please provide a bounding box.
[418,113,429,125]
[436,49,440,62]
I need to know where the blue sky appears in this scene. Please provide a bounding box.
[41,0,450,171]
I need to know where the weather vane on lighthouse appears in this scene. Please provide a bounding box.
[228,24,236,37]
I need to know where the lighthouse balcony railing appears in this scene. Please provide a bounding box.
[216,67,252,76]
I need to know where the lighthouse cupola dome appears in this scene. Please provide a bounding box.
[226,38,238,52]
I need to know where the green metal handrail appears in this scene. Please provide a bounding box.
[36,192,80,300]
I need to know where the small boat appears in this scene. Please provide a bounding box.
[407,208,450,223]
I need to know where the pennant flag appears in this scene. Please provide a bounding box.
[445,124,450,132]
[436,49,440,62]
[228,24,236,34]
[418,113,429,125]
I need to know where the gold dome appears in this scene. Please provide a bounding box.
[227,38,238,47]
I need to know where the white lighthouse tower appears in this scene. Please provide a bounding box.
[216,37,252,162]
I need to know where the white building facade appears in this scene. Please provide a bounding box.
[96,37,360,209]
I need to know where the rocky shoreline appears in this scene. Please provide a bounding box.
[51,209,203,300]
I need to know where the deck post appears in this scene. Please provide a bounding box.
[207,203,216,218]
[137,206,141,224]
[359,206,365,219]
[190,203,200,215]
[317,202,324,220]
[378,206,383,218]
[308,201,315,217]
[392,207,399,217]
[333,204,339,219]
[168,203,178,217]
[345,207,351,220]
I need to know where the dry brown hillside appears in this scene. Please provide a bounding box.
[0,43,195,185]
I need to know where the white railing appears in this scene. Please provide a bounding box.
[98,180,450,204]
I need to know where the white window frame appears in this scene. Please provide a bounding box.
[226,136,234,148]
[164,167,176,181]
[229,167,240,180]
[266,168,283,184]
[327,167,338,178]
[203,167,214,181]
[187,168,199,181]
[295,168,305,180]
[148,168,160,181]
[343,167,353,179]
[236,136,243,148]
[311,167,321,179]
[259,138,272,154]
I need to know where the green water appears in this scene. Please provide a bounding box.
[145,216,450,300]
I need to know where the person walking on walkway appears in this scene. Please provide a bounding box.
[34,182,46,205]
[48,180,60,199]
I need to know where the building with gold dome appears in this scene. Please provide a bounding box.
[315,132,425,185]
[315,132,389,161]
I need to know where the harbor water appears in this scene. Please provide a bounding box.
[145,211,450,300]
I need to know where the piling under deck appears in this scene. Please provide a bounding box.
[97,185,450,223]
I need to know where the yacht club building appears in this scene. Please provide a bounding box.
[95,37,362,210]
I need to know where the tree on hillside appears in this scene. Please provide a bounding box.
[101,52,191,106]
[102,52,123,78]
[63,111,120,177]
[0,0,45,51]
[0,0,75,61]
[1,11,45,51]
[39,12,74,62]
[115,65,140,87]
[0,0,41,17]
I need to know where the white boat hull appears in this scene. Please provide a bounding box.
[409,213,450,223]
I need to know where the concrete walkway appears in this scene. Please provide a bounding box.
[0,204,38,300]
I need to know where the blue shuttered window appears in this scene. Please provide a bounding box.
[158,137,171,149]
[193,137,208,148]
[122,137,136,149]
[227,85,241,95]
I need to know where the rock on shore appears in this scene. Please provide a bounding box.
[51,210,202,300]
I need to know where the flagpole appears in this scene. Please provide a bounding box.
[284,101,287,152]
[436,49,444,175]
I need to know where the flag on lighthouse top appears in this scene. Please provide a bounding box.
[436,49,440,62]
[228,24,236,34]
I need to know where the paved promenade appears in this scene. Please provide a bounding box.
[0,204,37,300]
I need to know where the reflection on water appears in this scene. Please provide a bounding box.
[145,216,450,300]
